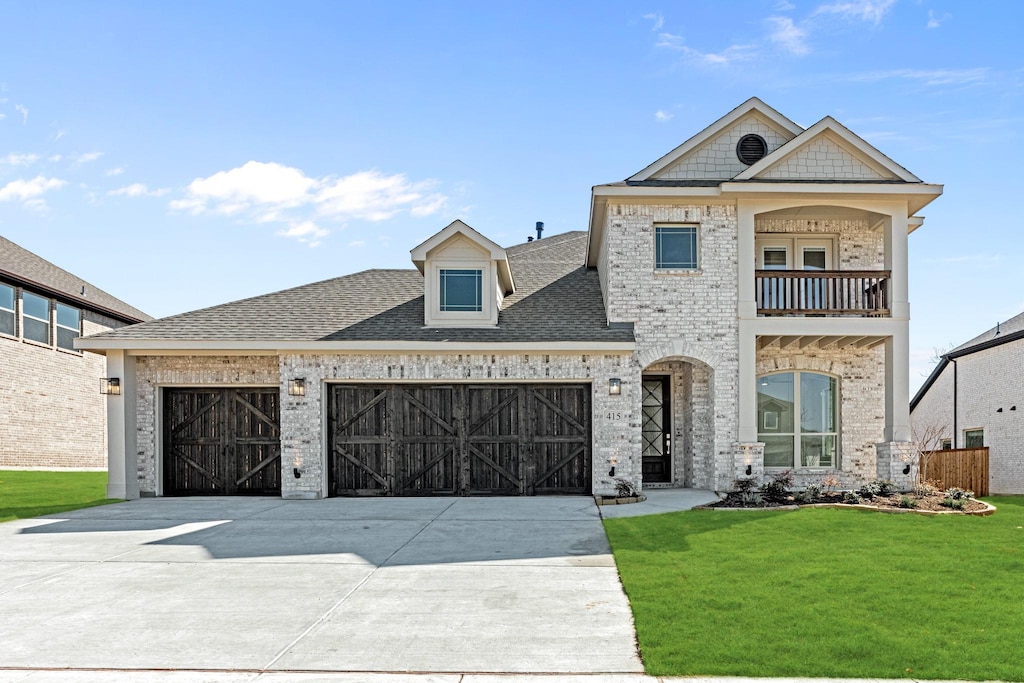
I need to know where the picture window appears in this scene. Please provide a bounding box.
[439,268,482,312]
[655,226,698,270]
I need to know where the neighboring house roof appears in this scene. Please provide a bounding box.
[910,310,1024,411]
[79,231,634,348]
[0,235,151,323]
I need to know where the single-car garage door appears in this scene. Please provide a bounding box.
[163,388,281,496]
[328,384,591,496]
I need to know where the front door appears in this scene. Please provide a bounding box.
[641,376,671,483]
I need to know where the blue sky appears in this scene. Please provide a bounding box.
[0,0,1020,391]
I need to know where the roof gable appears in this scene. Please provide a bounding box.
[734,116,921,182]
[411,219,515,295]
[630,98,803,182]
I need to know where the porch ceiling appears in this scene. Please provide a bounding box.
[756,333,887,351]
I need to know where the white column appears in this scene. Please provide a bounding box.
[884,210,910,320]
[884,327,911,442]
[737,323,758,443]
[104,350,138,499]
[737,202,757,319]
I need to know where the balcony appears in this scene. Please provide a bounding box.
[755,270,890,316]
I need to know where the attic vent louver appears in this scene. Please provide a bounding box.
[736,134,767,165]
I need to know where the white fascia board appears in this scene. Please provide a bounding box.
[410,220,507,266]
[628,98,803,181]
[586,194,607,268]
[734,117,921,182]
[908,216,925,234]
[76,338,636,354]
[720,182,943,216]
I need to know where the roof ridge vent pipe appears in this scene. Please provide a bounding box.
[536,221,544,240]
[527,236,534,242]
[996,321,1001,335]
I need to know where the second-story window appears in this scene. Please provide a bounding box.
[655,225,699,270]
[0,283,14,337]
[56,302,81,351]
[21,291,50,345]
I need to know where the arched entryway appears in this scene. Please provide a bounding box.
[640,355,716,489]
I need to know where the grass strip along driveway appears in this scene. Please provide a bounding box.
[0,470,118,522]
[604,496,1024,682]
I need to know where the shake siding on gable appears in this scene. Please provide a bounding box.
[654,115,792,180]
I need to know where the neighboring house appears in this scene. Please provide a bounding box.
[0,236,150,469]
[80,98,942,499]
[911,313,1024,494]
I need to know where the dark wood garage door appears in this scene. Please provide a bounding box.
[328,384,591,496]
[163,388,281,496]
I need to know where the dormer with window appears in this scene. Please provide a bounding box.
[411,220,515,328]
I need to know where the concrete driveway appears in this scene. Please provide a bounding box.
[0,497,643,675]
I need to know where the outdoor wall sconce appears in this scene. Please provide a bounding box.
[288,378,306,397]
[608,378,622,396]
[745,465,753,476]
[100,378,121,395]
[293,468,302,479]
[608,466,616,477]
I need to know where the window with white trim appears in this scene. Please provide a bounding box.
[439,268,483,312]
[21,291,50,345]
[55,302,80,351]
[758,371,839,468]
[964,429,984,448]
[0,282,14,337]
[655,226,699,270]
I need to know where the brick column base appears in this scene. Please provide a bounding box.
[875,441,917,492]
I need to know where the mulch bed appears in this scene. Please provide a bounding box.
[706,491,992,514]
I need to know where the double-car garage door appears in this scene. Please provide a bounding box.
[164,383,591,497]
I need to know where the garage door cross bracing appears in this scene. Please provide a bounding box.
[163,388,281,496]
[328,384,591,496]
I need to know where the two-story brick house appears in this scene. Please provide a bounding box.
[1,235,150,469]
[80,98,942,499]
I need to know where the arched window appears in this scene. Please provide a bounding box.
[757,371,838,468]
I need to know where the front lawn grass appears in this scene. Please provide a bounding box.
[604,497,1024,681]
[0,469,120,522]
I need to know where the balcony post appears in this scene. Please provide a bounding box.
[883,211,910,320]
[737,202,757,320]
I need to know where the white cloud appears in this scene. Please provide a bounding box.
[347,240,366,248]
[108,183,170,198]
[53,129,66,142]
[654,110,674,122]
[48,154,62,162]
[813,0,895,24]
[927,9,949,29]
[277,220,329,247]
[0,113,6,121]
[106,166,125,176]
[0,153,40,166]
[0,175,66,205]
[775,0,796,9]
[849,68,989,87]
[14,104,27,124]
[171,161,448,243]
[655,32,685,50]
[642,13,664,31]
[74,151,103,164]
[767,16,810,55]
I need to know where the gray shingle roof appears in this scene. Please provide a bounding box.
[85,231,633,344]
[949,310,1024,356]
[0,235,151,323]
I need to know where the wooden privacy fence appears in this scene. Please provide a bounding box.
[920,447,989,496]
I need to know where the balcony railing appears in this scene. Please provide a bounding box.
[755,270,890,316]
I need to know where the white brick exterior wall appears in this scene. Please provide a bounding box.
[0,309,124,468]
[603,203,739,489]
[911,341,1024,494]
[656,115,792,180]
[756,217,884,270]
[761,136,891,180]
